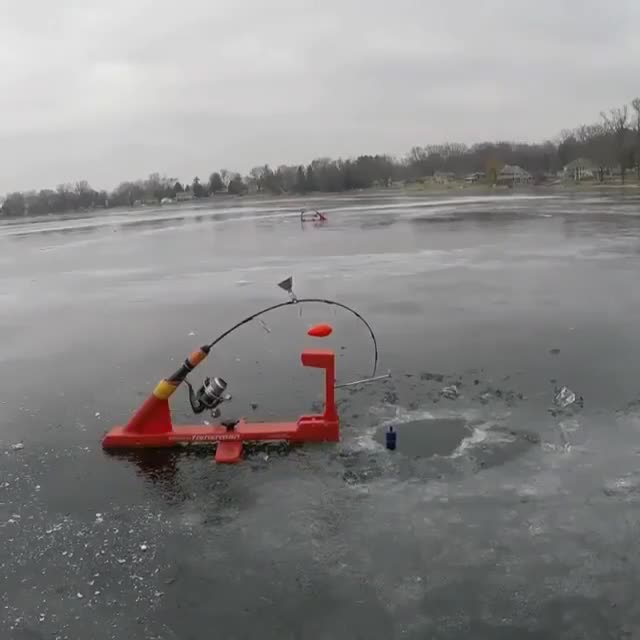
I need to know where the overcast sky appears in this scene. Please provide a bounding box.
[0,0,638,192]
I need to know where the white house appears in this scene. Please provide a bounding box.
[563,158,597,181]
[433,171,456,183]
[498,165,532,184]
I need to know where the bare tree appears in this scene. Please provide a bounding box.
[601,106,629,183]
[249,166,266,192]
[632,98,640,179]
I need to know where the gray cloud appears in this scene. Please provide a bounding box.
[0,0,638,191]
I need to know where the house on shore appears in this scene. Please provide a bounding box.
[433,171,456,183]
[564,158,597,181]
[465,172,485,183]
[498,165,532,185]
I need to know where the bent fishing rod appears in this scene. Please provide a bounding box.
[171,277,385,416]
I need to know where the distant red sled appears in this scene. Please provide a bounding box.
[300,209,328,223]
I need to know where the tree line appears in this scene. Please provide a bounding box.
[3,99,640,217]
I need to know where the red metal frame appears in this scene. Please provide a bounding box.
[102,349,339,463]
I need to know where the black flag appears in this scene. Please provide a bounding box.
[277,276,293,294]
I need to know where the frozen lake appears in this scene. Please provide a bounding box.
[3,190,640,638]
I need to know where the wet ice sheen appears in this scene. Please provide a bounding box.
[3,192,640,638]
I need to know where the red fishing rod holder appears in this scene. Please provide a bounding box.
[102,349,339,464]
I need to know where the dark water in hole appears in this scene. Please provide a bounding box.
[374,418,470,457]
[4,191,640,638]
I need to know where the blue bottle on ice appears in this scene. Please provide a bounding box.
[385,426,397,451]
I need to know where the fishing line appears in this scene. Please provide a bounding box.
[206,297,379,378]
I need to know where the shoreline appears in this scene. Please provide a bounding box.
[2,182,639,226]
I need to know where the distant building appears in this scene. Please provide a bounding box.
[563,158,597,181]
[465,172,485,183]
[176,192,194,202]
[433,171,456,183]
[498,165,532,184]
